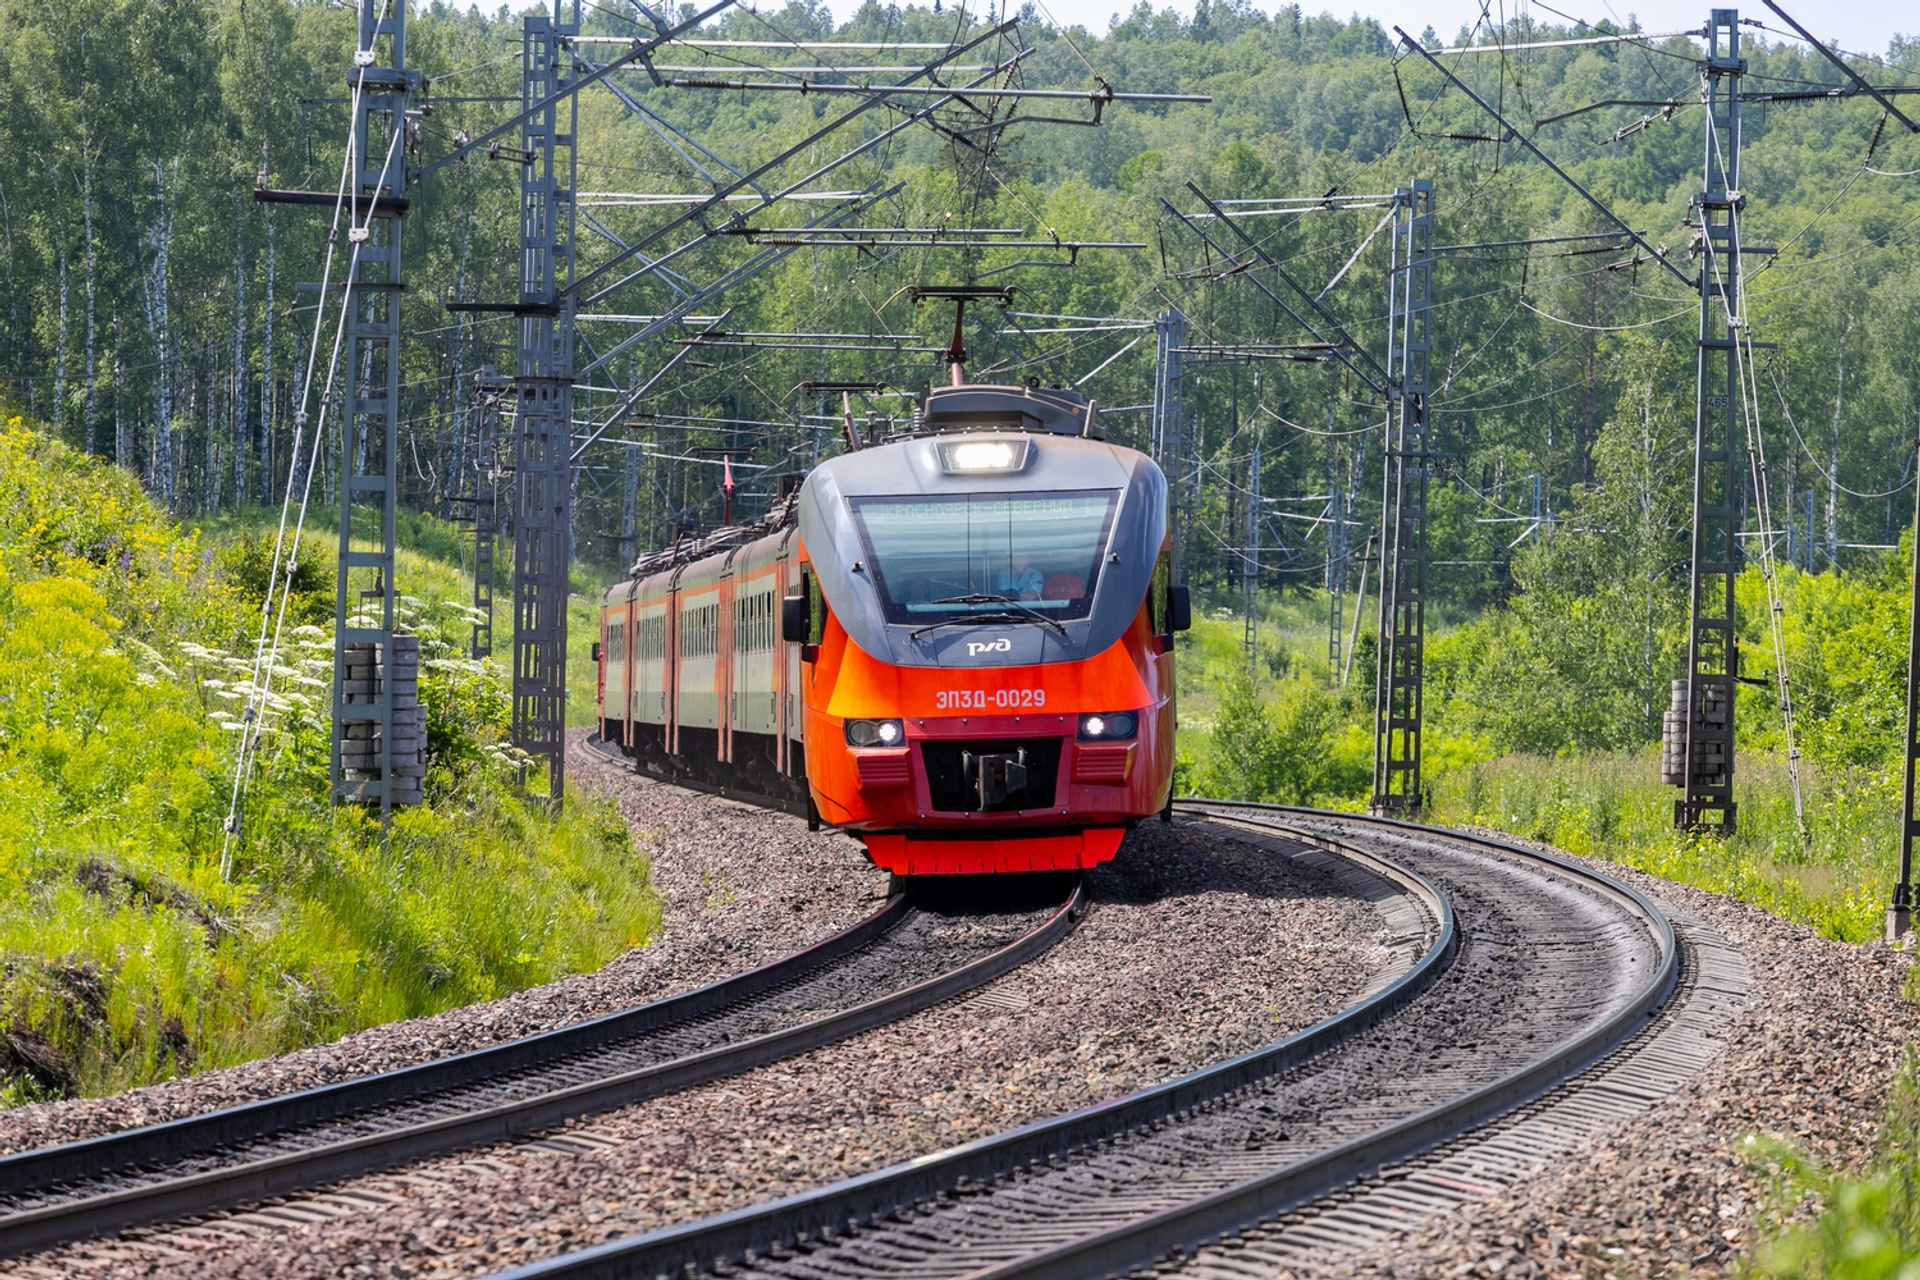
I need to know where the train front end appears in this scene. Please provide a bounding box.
[792,384,1188,875]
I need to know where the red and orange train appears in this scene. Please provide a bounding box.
[595,380,1189,876]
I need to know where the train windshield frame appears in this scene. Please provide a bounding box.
[848,489,1120,625]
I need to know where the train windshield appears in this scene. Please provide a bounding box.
[848,490,1119,624]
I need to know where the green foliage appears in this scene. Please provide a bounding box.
[1178,609,1373,805]
[1195,665,1346,802]
[3,0,1917,601]
[1177,520,1913,946]
[1428,332,1692,755]
[1426,750,1889,942]
[0,424,657,1100]
[1743,1048,1920,1279]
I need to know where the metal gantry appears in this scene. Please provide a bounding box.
[1674,10,1746,833]
[511,3,579,806]
[260,1,1206,818]
[1371,179,1433,819]
[1393,16,1774,832]
[329,0,419,817]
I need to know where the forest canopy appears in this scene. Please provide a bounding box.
[1,0,1917,611]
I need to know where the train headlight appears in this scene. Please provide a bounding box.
[1077,712,1138,742]
[937,438,1030,473]
[846,718,905,748]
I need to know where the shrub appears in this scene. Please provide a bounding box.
[0,421,659,1101]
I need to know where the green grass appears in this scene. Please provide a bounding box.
[1424,750,1893,943]
[1177,590,1899,943]
[0,422,659,1103]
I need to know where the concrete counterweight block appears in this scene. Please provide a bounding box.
[338,635,428,805]
[1660,678,1729,788]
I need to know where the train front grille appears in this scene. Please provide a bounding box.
[920,738,1063,813]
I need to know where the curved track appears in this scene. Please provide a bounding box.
[0,882,1084,1260]
[492,802,1676,1280]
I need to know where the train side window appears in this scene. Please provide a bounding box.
[804,570,826,646]
[1149,552,1171,633]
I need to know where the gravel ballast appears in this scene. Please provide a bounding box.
[1325,843,1917,1280]
[20,765,1400,1277]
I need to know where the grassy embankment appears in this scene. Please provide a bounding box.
[1177,590,1892,942]
[0,421,658,1104]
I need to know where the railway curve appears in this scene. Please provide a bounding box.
[490,802,1676,1280]
[0,876,1083,1261]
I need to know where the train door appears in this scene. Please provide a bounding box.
[771,529,802,771]
[620,595,637,745]
[665,566,686,756]
[730,534,782,779]
[718,549,743,765]
[597,604,610,728]
[673,562,724,767]
[781,538,807,780]
[631,575,672,757]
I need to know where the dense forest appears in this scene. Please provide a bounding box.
[2,0,1919,759]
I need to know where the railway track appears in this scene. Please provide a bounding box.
[492,802,1680,1280]
[0,879,1084,1261]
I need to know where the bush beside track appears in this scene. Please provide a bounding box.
[0,419,658,1105]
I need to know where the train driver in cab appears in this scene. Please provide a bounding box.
[996,552,1044,601]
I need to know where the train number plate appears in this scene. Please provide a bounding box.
[935,688,1047,711]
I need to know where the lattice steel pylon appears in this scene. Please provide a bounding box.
[1674,11,1745,833]
[1893,406,1920,943]
[1327,418,1348,680]
[330,0,420,817]
[469,365,510,659]
[1244,423,1261,661]
[1152,310,1188,574]
[509,3,579,806]
[1371,179,1433,818]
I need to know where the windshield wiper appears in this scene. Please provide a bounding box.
[910,595,1069,641]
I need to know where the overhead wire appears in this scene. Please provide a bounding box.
[1707,116,1807,837]
[1762,361,1915,499]
[1517,297,1693,330]
[222,10,406,874]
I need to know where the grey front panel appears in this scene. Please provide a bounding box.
[799,433,1166,669]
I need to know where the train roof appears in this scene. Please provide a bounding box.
[625,492,797,581]
[916,383,1103,440]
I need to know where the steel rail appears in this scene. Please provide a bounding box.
[951,801,1680,1279]
[0,882,1084,1259]
[489,802,1677,1280]
[489,819,1458,1280]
